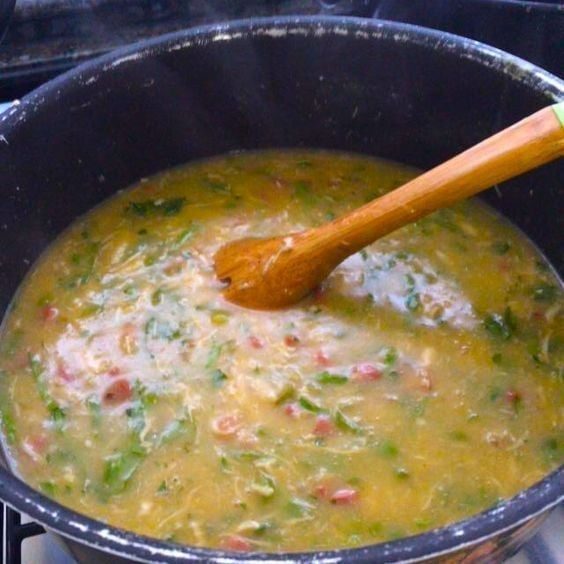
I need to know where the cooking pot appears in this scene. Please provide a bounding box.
[0,16,562,564]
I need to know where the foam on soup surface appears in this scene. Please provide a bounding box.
[0,151,562,552]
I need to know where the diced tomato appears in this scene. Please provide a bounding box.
[531,310,545,322]
[103,379,132,405]
[248,335,264,349]
[284,403,300,418]
[108,366,121,377]
[28,434,48,455]
[284,334,300,348]
[312,285,327,302]
[314,350,331,367]
[313,415,334,436]
[313,483,330,500]
[505,389,522,405]
[330,488,358,505]
[221,534,252,552]
[498,258,511,272]
[41,305,59,321]
[211,413,242,437]
[56,361,75,382]
[352,363,382,382]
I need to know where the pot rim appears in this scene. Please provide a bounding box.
[0,14,562,564]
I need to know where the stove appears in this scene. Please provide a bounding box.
[0,1,562,562]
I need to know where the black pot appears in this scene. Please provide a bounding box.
[0,0,15,42]
[0,16,562,564]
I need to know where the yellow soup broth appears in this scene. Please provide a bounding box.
[0,151,562,552]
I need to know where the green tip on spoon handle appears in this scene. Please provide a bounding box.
[552,101,564,127]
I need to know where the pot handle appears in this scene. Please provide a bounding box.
[0,0,15,43]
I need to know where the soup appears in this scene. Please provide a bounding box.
[0,151,561,552]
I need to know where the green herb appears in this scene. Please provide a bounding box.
[126,402,145,433]
[433,209,461,233]
[449,430,468,442]
[377,440,399,458]
[483,307,517,340]
[102,441,146,495]
[86,396,101,429]
[0,330,23,358]
[157,480,168,494]
[491,352,503,365]
[205,342,223,370]
[145,317,179,341]
[541,437,563,464]
[489,386,502,402]
[368,522,383,536]
[175,225,197,247]
[49,404,67,427]
[29,355,66,428]
[157,412,196,446]
[532,283,558,303]
[316,371,348,385]
[126,197,186,217]
[0,407,16,444]
[250,474,276,498]
[334,409,363,434]
[220,455,230,472]
[382,347,398,366]
[298,396,325,414]
[151,288,164,306]
[60,240,100,289]
[211,369,228,388]
[491,241,511,255]
[286,497,314,517]
[405,293,421,312]
[294,180,316,206]
[202,178,231,193]
[40,481,57,496]
[80,303,102,317]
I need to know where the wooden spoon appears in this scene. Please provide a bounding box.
[215,102,564,310]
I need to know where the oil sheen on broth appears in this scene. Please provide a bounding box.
[0,151,562,553]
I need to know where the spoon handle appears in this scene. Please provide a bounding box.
[312,103,564,257]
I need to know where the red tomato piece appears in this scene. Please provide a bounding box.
[531,310,545,321]
[211,413,242,437]
[313,415,334,436]
[352,363,382,382]
[103,379,132,405]
[505,389,522,405]
[41,305,59,321]
[284,403,300,418]
[56,362,75,382]
[221,535,252,552]
[284,334,300,348]
[312,285,327,302]
[330,488,358,505]
[28,434,48,455]
[315,350,331,367]
[313,483,330,500]
[248,335,264,349]
[498,258,511,272]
